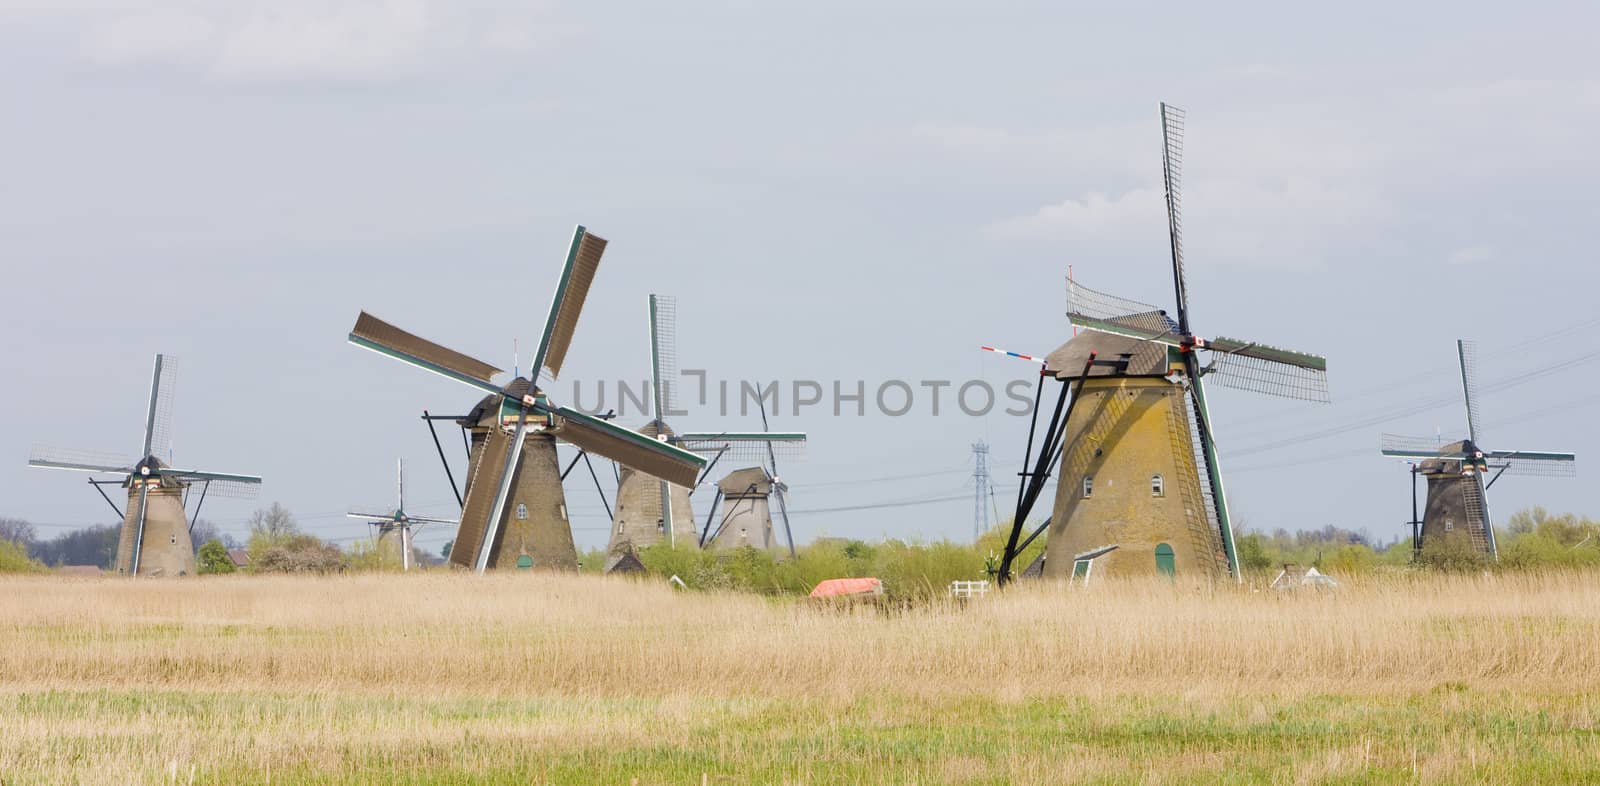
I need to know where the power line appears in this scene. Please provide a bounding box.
[787,494,968,516]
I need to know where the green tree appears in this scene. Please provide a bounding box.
[1235,533,1272,573]
[0,538,45,574]
[246,503,300,563]
[197,539,236,574]
[441,539,453,560]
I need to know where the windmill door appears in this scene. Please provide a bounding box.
[1154,543,1176,577]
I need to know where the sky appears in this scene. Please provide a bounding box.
[3,0,1597,556]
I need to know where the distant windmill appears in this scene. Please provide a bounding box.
[348,458,457,571]
[994,103,1330,585]
[348,226,707,573]
[1380,340,1576,559]
[605,294,805,568]
[27,354,262,576]
[695,396,806,556]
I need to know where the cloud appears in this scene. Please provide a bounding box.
[1448,246,1492,266]
[986,189,1164,240]
[37,1,567,82]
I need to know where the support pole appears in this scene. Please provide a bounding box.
[88,479,125,521]
[422,410,465,509]
[699,488,723,548]
[582,452,612,520]
[560,451,585,481]
[1410,464,1421,559]
[188,479,212,532]
[999,355,1093,585]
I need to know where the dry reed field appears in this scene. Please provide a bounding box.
[3,571,1600,784]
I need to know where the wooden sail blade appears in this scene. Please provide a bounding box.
[532,226,607,381]
[550,407,706,488]
[349,312,503,394]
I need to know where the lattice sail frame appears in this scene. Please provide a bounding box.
[144,355,178,462]
[674,436,806,465]
[1066,279,1177,336]
[1161,102,1189,325]
[651,294,680,418]
[171,476,261,499]
[1207,344,1330,403]
[1459,339,1485,444]
[1380,433,1468,457]
[28,445,137,474]
[1065,278,1329,403]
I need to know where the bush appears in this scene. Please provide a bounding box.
[1419,530,1488,573]
[0,538,46,574]
[197,540,236,575]
[254,535,345,574]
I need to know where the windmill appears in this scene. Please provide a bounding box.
[27,354,262,576]
[348,458,457,571]
[695,395,805,556]
[605,294,805,568]
[994,103,1330,585]
[1380,340,1576,559]
[348,226,708,573]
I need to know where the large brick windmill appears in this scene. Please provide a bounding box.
[604,294,804,569]
[994,103,1330,585]
[349,226,707,573]
[27,354,262,576]
[1380,340,1576,559]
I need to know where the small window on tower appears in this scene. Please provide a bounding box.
[1151,474,1165,497]
[1445,519,1454,531]
[1082,475,1094,498]
[515,503,528,521]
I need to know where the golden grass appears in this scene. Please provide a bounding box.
[3,571,1600,783]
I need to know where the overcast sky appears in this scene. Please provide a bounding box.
[3,1,1596,554]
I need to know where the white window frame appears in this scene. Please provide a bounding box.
[1082,475,1094,498]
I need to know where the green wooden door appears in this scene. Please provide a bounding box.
[1154,543,1175,577]
[516,555,533,570]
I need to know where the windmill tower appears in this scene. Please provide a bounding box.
[694,396,806,556]
[1380,340,1576,559]
[993,103,1330,584]
[606,295,806,568]
[27,354,263,576]
[349,458,458,571]
[349,226,708,574]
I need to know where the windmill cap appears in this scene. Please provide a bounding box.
[718,466,774,496]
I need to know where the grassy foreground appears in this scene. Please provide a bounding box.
[2,572,1599,784]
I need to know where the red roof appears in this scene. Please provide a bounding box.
[808,577,882,598]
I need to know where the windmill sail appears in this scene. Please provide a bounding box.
[450,425,517,569]
[349,312,503,392]
[553,407,705,487]
[1161,102,1191,332]
[673,433,807,464]
[28,445,135,474]
[649,294,678,421]
[532,226,607,382]
[143,354,177,460]
[1458,339,1484,444]
[1486,450,1577,477]
[1204,337,1329,402]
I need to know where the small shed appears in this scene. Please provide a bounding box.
[226,549,252,569]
